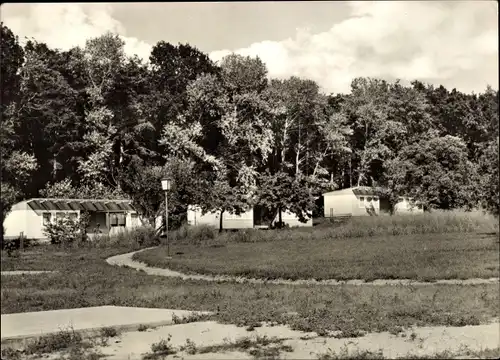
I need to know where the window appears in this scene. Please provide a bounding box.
[43,213,52,226]
[110,213,126,227]
[359,196,365,208]
[117,213,126,226]
[55,213,66,220]
[55,212,78,221]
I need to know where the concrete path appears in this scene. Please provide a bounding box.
[1,270,55,276]
[107,248,500,286]
[1,306,212,342]
[95,321,500,359]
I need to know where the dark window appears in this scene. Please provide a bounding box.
[43,213,52,226]
[110,213,126,227]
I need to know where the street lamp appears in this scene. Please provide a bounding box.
[161,177,172,259]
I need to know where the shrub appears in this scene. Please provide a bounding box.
[170,224,218,244]
[143,335,177,359]
[89,226,160,249]
[43,212,91,246]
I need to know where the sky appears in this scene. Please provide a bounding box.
[1,1,498,94]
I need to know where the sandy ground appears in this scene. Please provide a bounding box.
[40,320,497,359]
[107,248,500,286]
[13,320,500,359]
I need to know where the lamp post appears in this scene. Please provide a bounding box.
[161,177,172,259]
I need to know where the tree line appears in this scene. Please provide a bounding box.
[1,24,498,232]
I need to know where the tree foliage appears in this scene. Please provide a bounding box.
[1,22,499,238]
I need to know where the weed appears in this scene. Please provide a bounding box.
[24,328,85,355]
[318,346,385,359]
[0,347,22,360]
[171,312,211,324]
[143,335,176,359]
[179,338,197,355]
[97,326,119,346]
[246,322,263,331]
[389,326,404,336]
[197,336,292,359]
[332,329,365,339]
[99,326,118,338]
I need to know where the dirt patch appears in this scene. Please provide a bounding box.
[52,321,499,360]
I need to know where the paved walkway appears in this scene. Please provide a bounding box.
[106,248,500,286]
[1,306,212,341]
[1,270,55,276]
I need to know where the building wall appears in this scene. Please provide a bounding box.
[323,190,424,217]
[272,210,313,227]
[394,197,424,214]
[3,210,34,239]
[187,207,254,229]
[324,192,384,217]
[324,193,355,217]
[4,207,138,240]
[353,194,381,216]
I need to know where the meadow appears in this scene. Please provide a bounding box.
[135,210,499,281]
[2,210,499,341]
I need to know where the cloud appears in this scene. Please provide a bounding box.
[2,2,497,94]
[209,1,498,94]
[2,3,153,61]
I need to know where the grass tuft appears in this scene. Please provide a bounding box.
[143,335,176,359]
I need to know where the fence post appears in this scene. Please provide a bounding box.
[20,231,24,251]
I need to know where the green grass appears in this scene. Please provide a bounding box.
[1,246,498,338]
[134,232,499,281]
[170,210,498,245]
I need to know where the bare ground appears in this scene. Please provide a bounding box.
[34,320,500,360]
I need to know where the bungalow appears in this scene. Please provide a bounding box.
[3,198,140,241]
[187,205,313,229]
[323,187,423,217]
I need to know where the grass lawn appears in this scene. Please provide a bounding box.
[133,232,499,281]
[1,246,499,337]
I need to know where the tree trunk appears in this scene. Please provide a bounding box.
[349,157,353,188]
[219,209,224,233]
[278,207,283,228]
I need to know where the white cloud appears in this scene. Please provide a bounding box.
[209,1,498,94]
[1,3,152,61]
[2,2,497,94]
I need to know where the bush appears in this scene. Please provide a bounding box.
[43,212,90,246]
[170,224,218,244]
[187,210,499,245]
[1,236,36,255]
[89,226,160,249]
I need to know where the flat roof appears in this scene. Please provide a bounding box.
[323,186,386,196]
[25,198,135,212]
